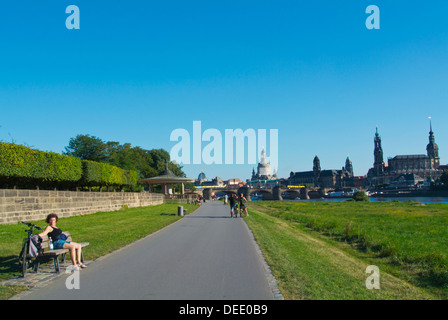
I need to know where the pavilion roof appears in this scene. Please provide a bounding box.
[139,162,194,184]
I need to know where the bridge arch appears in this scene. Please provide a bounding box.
[248,188,273,200]
[203,188,239,200]
[214,190,238,197]
[281,189,301,200]
[201,186,324,201]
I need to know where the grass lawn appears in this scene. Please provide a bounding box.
[245,200,448,300]
[0,202,198,299]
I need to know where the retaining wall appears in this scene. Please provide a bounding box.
[0,189,165,224]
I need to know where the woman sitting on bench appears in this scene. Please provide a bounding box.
[39,213,87,271]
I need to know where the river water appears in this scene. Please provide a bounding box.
[281,197,448,204]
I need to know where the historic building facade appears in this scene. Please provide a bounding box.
[247,149,279,188]
[288,155,354,188]
[194,170,224,188]
[367,122,442,186]
[251,148,277,181]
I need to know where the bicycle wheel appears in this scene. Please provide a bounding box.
[21,241,29,277]
[18,244,25,268]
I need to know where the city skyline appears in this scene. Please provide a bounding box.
[1,1,447,180]
[191,118,442,182]
[0,118,442,181]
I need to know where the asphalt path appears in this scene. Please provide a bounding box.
[19,201,276,300]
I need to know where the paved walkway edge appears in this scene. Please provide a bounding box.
[242,219,284,300]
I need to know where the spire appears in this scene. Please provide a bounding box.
[429,116,433,134]
[428,117,435,143]
[427,117,439,161]
[373,126,384,175]
[345,155,353,175]
[346,155,352,166]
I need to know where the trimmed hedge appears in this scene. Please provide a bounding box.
[0,142,138,189]
[0,142,82,182]
[81,160,139,187]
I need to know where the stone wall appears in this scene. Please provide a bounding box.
[0,189,165,224]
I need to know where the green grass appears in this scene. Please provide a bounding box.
[245,201,448,300]
[0,285,29,300]
[0,203,198,299]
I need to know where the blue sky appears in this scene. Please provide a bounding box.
[1,1,447,180]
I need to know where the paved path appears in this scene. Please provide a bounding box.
[14,201,281,300]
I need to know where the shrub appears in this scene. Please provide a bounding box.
[0,142,82,186]
[81,160,138,188]
[0,142,138,190]
[352,191,370,202]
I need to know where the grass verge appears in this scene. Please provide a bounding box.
[245,201,447,300]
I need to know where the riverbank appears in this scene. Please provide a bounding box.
[370,189,448,198]
[291,196,448,204]
[245,201,448,299]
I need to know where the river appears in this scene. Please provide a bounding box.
[280,197,448,204]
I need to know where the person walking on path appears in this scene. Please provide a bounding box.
[239,193,248,217]
[229,194,237,217]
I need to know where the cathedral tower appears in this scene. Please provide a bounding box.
[373,127,384,175]
[313,155,321,187]
[313,155,321,175]
[426,117,440,169]
[345,156,354,176]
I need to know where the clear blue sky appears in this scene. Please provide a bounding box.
[1,1,447,180]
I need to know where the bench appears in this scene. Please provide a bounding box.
[34,232,89,273]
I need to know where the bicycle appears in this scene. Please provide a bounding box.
[18,221,42,277]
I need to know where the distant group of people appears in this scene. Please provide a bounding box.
[194,196,207,206]
[227,193,248,218]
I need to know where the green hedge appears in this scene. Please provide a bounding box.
[81,160,139,187]
[0,142,82,182]
[0,142,138,189]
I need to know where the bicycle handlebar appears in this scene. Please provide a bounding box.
[21,221,42,231]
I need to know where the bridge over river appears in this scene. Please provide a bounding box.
[201,186,333,201]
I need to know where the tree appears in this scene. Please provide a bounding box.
[64,135,186,180]
[352,191,370,202]
[148,149,185,177]
[64,134,108,162]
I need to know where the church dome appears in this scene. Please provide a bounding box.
[198,171,207,181]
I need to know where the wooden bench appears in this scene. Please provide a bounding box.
[34,232,89,273]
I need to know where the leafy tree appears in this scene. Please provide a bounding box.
[352,191,370,202]
[64,135,186,180]
[147,149,185,177]
[64,134,108,162]
[184,181,196,191]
